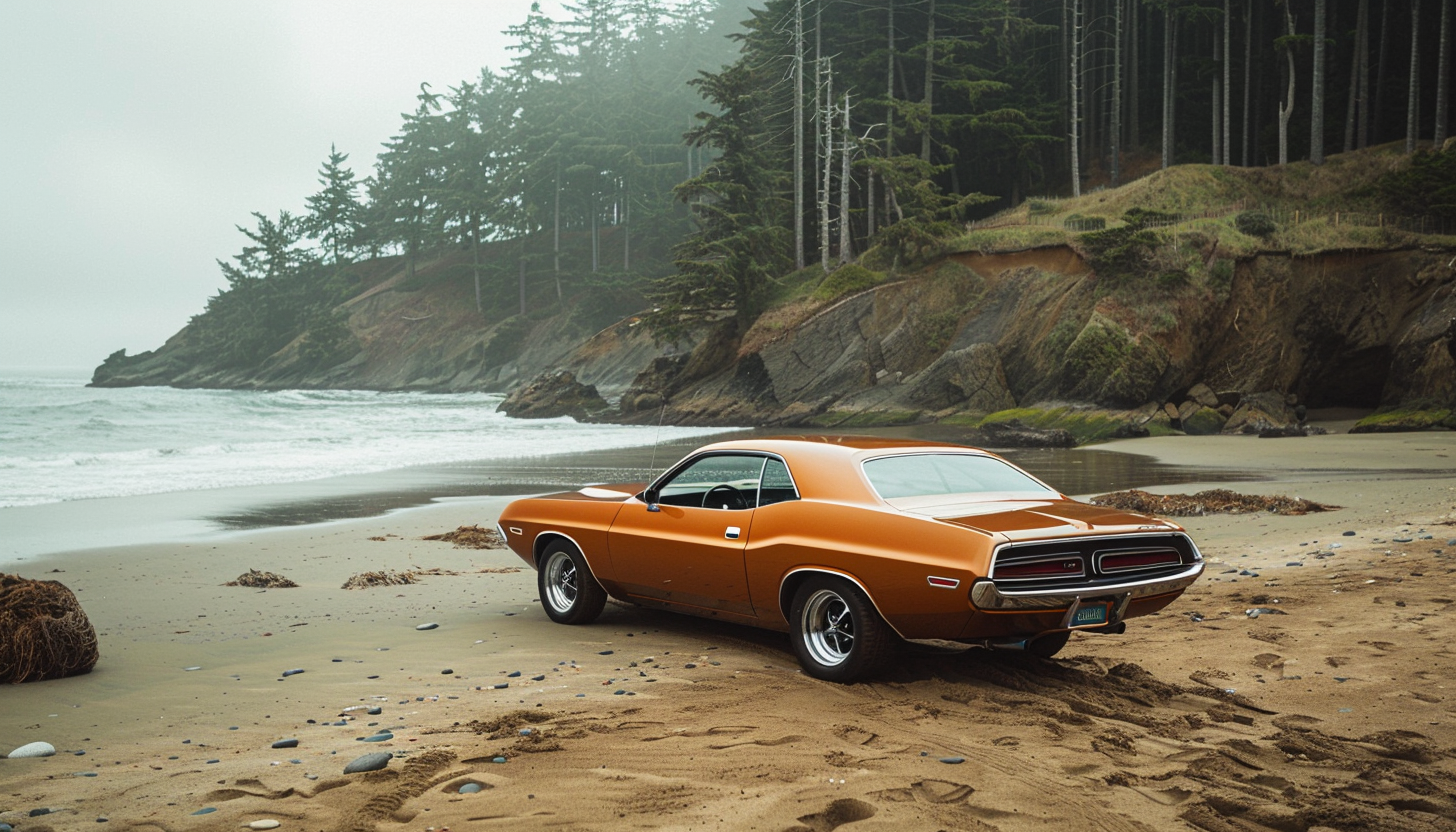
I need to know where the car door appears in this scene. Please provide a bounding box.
[607,452,766,616]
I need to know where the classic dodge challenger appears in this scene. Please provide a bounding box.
[497,436,1203,682]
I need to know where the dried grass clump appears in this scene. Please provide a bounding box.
[341,570,419,590]
[1091,489,1335,517]
[424,525,506,549]
[0,573,100,684]
[225,569,298,588]
[340,567,463,590]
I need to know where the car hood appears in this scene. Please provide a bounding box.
[911,499,1179,539]
[540,482,647,502]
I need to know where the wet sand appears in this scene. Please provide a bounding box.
[3,429,1456,831]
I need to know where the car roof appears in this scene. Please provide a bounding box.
[686,435,1000,503]
[697,435,974,454]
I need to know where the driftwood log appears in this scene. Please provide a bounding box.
[0,573,99,684]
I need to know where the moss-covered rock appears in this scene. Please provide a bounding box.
[1182,406,1228,436]
[1351,408,1456,433]
[969,406,1151,445]
[1059,314,1169,407]
[1222,391,1297,434]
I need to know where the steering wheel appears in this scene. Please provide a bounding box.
[702,484,748,510]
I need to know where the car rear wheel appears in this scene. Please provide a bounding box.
[1027,630,1070,658]
[538,541,607,625]
[789,575,895,682]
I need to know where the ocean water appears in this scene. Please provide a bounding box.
[0,368,733,510]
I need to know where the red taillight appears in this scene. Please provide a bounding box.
[996,558,1083,580]
[1099,550,1181,572]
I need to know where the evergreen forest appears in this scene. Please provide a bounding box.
[183,0,1454,371]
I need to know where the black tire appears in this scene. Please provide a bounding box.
[537,541,607,625]
[1027,630,1070,658]
[789,575,896,682]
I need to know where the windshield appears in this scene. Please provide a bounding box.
[862,453,1056,500]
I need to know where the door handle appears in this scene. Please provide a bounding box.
[725,526,741,540]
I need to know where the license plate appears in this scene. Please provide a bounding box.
[1071,604,1109,627]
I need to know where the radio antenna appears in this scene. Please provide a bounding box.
[647,401,667,474]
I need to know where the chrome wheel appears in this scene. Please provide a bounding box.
[800,588,855,667]
[536,541,607,625]
[789,575,895,682]
[542,549,579,615]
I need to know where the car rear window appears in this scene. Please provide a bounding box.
[863,453,1056,500]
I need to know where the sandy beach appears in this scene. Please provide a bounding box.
[4,429,1456,831]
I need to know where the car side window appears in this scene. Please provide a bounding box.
[756,457,799,507]
[657,454,763,511]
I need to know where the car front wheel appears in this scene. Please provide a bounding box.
[538,541,607,625]
[789,575,895,682]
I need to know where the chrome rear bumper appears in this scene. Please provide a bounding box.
[969,562,1205,612]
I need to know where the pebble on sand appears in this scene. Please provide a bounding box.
[248,821,281,830]
[939,757,966,764]
[281,669,305,677]
[7,741,57,758]
[361,733,394,743]
[459,782,484,794]
[271,739,299,749]
[416,623,439,631]
[343,751,393,774]
[191,808,217,816]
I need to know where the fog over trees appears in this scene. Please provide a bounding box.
[189,0,1451,365]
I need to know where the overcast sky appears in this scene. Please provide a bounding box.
[0,0,564,370]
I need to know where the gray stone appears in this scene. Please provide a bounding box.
[271,739,299,749]
[7,741,57,758]
[416,623,439,631]
[343,752,392,774]
[1187,383,1219,408]
[459,783,484,794]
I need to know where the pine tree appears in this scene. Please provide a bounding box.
[303,145,362,266]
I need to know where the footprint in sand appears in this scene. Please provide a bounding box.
[709,734,807,750]
[1252,653,1284,670]
[869,780,975,805]
[785,798,877,832]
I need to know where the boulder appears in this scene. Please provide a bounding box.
[498,371,608,420]
[967,419,1078,448]
[1176,401,1200,423]
[1222,391,1298,434]
[0,574,99,684]
[1187,383,1220,408]
[1182,406,1228,436]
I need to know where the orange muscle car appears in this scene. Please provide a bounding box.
[497,436,1204,682]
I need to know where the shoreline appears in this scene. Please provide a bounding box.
[3,430,1455,829]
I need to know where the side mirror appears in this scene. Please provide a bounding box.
[644,487,661,512]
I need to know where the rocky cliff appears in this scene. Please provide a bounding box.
[573,243,1454,436]
[95,154,1456,438]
